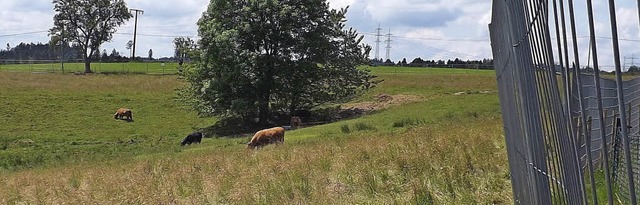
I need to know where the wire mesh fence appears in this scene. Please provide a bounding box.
[613,133,640,203]
[490,0,640,204]
[574,74,640,166]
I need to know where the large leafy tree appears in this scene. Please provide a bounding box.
[173,37,196,61]
[49,0,132,73]
[183,0,377,124]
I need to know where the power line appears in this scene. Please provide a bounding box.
[551,35,640,43]
[581,36,640,43]
[0,30,199,39]
[6,29,640,46]
[0,29,492,44]
[362,29,487,60]
[360,32,489,42]
[411,44,486,60]
[0,30,48,37]
[114,32,198,38]
[120,24,198,30]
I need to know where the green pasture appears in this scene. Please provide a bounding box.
[365,66,496,98]
[0,61,182,74]
[0,67,512,204]
[0,72,214,170]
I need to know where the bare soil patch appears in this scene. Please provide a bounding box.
[452,90,495,95]
[342,94,423,113]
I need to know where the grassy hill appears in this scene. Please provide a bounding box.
[0,67,511,204]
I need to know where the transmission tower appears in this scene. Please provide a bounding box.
[385,28,392,61]
[624,54,637,72]
[375,23,382,60]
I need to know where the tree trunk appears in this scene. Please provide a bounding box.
[83,46,92,73]
[289,96,298,117]
[258,51,276,124]
[258,90,270,125]
[84,58,92,73]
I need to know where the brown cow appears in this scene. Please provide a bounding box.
[247,127,285,149]
[114,108,133,121]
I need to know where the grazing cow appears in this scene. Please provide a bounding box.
[290,116,302,129]
[181,132,204,146]
[247,127,285,149]
[114,108,133,121]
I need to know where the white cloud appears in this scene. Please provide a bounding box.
[404,28,446,39]
[1,0,205,58]
[617,7,639,40]
[553,4,640,71]
[337,0,492,61]
[2,1,638,72]
[100,0,206,58]
[328,0,355,10]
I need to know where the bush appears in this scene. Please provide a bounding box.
[355,122,376,131]
[341,124,351,133]
[392,118,424,128]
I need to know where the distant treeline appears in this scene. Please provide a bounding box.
[1,42,494,69]
[0,42,82,61]
[0,42,178,63]
[371,57,494,69]
[582,65,640,75]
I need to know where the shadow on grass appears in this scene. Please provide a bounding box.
[199,117,262,138]
[115,118,134,123]
[199,106,372,138]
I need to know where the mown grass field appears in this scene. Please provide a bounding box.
[0,66,511,204]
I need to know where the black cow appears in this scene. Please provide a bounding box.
[181,132,204,146]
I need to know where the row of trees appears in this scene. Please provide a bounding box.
[372,57,494,69]
[0,42,155,63]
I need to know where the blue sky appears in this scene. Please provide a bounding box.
[1,0,640,69]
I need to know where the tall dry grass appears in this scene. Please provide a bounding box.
[1,116,510,204]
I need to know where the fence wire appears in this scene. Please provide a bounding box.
[490,0,640,204]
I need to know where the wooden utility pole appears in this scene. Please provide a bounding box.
[130,8,144,59]
[61,24,65,73]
